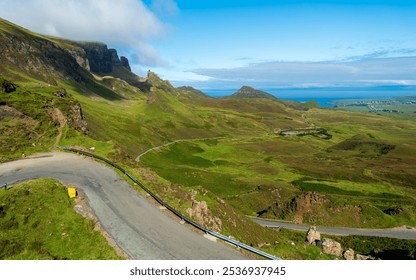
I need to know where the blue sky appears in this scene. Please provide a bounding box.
[1,0,415,89]
[148,0,416,89]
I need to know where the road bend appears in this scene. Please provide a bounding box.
[0,152,248,260]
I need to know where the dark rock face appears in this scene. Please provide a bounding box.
[1,80,16,93]
[383,206,404,216]
[81,43,112,73]
[0,32,88,84]
[75,42,131,73]
[120,56,131,71]
[67,102,88,134]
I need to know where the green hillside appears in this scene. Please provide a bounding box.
[1,17,416,259]
[230,86,277,100]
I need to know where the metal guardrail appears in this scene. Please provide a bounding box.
[59,146,281,260]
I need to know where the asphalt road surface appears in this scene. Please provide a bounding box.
[251,217,416,240]
[0,152,247,260]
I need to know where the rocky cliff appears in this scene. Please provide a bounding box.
[0,20,90,85]
[74,42,131,73]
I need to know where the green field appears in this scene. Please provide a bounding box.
[330,96,416,120]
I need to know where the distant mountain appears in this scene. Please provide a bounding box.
[229,86,277,100]
[177,86,211,98]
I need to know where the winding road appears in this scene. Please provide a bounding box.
[135,137,224,162]
[251,217,416,240]
[0,152,247,260]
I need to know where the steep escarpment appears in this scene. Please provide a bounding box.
[74,42,131,73]
[0,20,90,85]
[0,18,142,93]
[66,41,153,92]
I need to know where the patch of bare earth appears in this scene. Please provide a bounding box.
[46,107,66,147]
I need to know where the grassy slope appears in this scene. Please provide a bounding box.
[2,17,416,259]
[141,108,416,228]
[0,76,81,162]
[0,179,123,259]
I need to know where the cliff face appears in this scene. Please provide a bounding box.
[0,25,90,85]
[74,42,131,73]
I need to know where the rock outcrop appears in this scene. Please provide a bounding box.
[343,248,355,260]
[321,238,342,257]
[66,47,90,71]
[67,103,88,134]
[289,192,327,224]
[74,42,131,74]
[186,190,222,232]
[1,79,16,93]
[120,56,131,71]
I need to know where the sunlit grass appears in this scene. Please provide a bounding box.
[0,179,123,259]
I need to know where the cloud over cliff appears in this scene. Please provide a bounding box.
[0,0,170,66]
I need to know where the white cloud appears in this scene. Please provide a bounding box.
[0,0,168,66]
[360,80,416,86]
[189,56,416,88]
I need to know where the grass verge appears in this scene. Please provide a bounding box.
[0,179,123,260]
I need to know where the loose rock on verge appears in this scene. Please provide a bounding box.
[356,254,376,260]
[343,248,355,260]
[306,226,321,245]
[321,238,342,257]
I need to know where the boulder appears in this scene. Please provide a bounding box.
[53,88,70,98]
[1,80,16,93]
[321,238,342,257]
[305,226,321,245]
[343,248,355,260]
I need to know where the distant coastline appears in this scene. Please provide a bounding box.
[202,86,416,108]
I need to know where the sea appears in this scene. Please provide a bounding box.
[203,86,416,108]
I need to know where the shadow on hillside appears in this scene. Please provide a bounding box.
[372,249,415,260]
